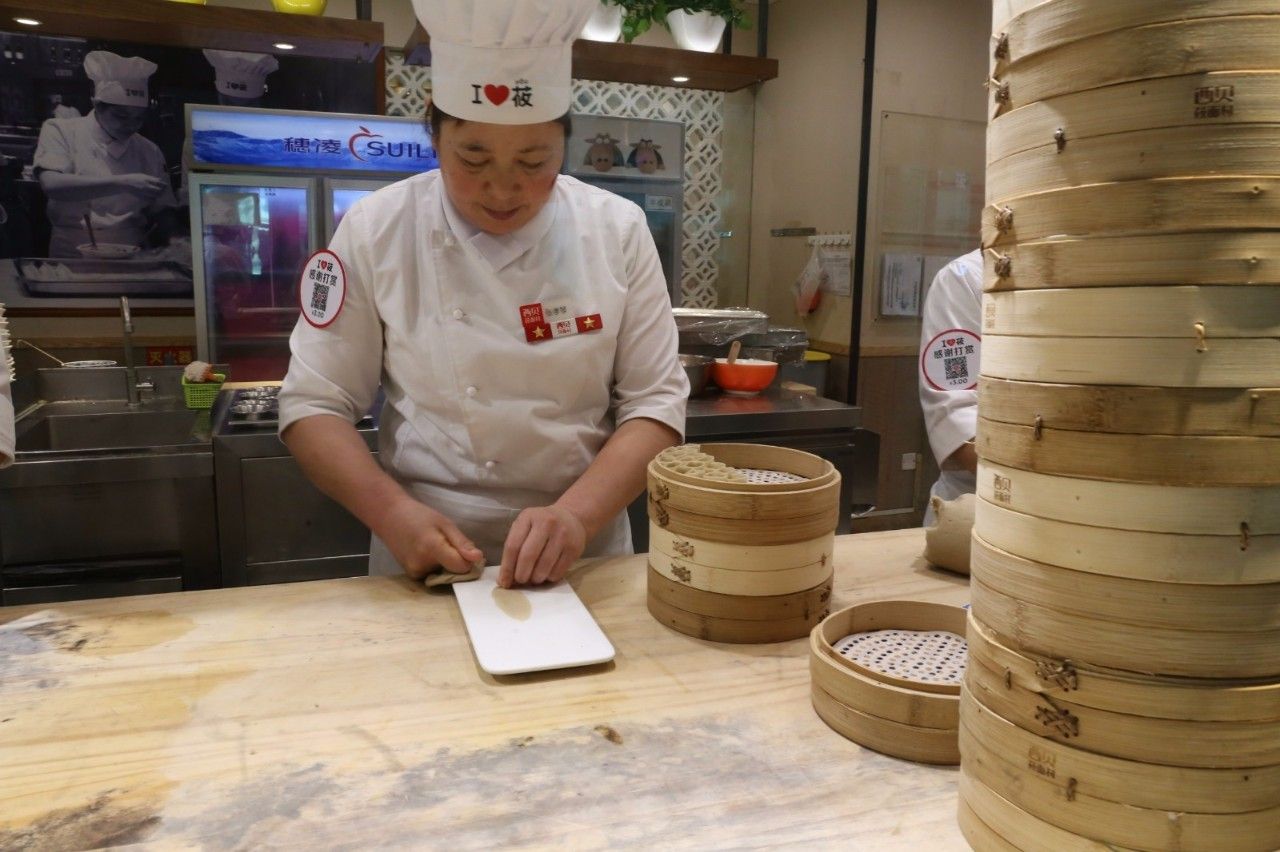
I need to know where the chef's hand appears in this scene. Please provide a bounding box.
[380,498,484,580]
[499,505,587,588]
[114,173,169,198]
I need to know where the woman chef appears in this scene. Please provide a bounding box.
[279,0,689,589]
[34,51,176,257]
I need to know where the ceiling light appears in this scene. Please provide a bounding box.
[273,42,296,50]
[672,76,690,83]
[14,17,41,26]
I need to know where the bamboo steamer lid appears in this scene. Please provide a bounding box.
[647,566,830,621]
[961,725,1280,851]
[646,587,827,644]
[982,177,1280,247]
[647,553,832,596]
[967,614,1280,723]
[980,336,1280,390]
[975,498,1280,585]
[978,378,1280,438]
[991,15,1280,115]
[811,685,959,765]
[982,286,1280,338]
[971,533,1280,631]
[987,124,1280,205]
[965,650,1280,769]
[808,628,958,730]
[983,233,1280,291]
[991,0,1274,67]
[647,523,834,572]
[977,416,1280,486]
[970,575,1280,678]
[959,771,1137,852]
[961,688,1280,813]
[987,72,1280,165]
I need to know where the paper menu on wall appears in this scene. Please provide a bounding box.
[818,246,852,297]
[880,252,923,317]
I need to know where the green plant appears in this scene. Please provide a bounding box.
[608,0,751,44]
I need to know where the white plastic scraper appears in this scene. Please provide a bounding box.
[452,566,615,675]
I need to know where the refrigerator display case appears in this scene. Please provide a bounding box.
[187,105,436,380]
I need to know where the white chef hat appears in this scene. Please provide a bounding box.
[84,50,157,108]
[410,0,595,124]
[203,50,280,100]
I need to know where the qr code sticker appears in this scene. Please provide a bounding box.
[944,356,968,382]
[311,283,330,314]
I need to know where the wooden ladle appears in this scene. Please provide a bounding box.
[727,340,741,365]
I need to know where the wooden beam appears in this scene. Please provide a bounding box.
[0,0,384,62]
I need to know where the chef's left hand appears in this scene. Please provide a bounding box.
[499,505,587,588]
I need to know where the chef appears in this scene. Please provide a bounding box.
[33,51,177,257]
[918,248,982,525]
[203,49,279,108]
[0,368,13,468]
[279,0,688,589]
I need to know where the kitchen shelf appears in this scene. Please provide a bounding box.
[0,0,384,62]
[403,25,777,93]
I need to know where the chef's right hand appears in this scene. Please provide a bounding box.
[114,173,169,198]
[379,498,484,580]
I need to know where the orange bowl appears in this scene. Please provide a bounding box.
[711,358,778,396]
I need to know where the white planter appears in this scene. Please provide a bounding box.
[666,9,727,52]
[581,3,624,43]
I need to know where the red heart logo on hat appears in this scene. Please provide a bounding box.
[946,338,956,346]
[484,84,510,105]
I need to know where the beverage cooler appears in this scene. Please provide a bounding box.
[186,105,436,380]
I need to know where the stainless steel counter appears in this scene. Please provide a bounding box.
[686,386,861,438]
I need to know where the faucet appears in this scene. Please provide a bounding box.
[119,296,154,407]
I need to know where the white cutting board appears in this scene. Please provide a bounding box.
[452,566,615,676]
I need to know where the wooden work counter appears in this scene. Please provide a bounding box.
[0,529,970,849]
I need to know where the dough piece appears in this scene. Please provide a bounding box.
[423,562,485,587]
[923,493,975,576]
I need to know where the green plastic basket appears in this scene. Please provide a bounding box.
[182,373,226,410]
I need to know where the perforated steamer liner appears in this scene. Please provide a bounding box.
[816,600,968,696]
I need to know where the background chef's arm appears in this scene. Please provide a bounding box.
[38,169,167,201]
[919,252,983,475]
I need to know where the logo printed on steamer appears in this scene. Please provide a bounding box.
[992,473,1012,504]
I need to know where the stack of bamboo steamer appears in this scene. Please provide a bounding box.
[646,443,840,643]
[961,1,1280,849]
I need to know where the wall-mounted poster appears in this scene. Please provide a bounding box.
[566,114,683,183]
[0,29,378,306]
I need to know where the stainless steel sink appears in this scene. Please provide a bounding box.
[15,400,209,454]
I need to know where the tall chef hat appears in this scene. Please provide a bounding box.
[203,50,280,100]
[409,0,595,124]
[84,50,157,108]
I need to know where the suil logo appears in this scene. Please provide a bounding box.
[347,125,383,162]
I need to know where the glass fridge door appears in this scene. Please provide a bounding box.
[191,174,318,381]
[323,178,393,242]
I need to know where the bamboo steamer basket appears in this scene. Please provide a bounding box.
[647,500,840,546]
[646,463,840,519]
[647,551,832,596]
[966,613,1280,724]
[981,177,1280,247]
[961,688,1280,813]
[982,286,1280,339]
[808,601,966,764]
[647,523,833,571]
[983,233,1280,291]
[970,575,1280,678]
[970,533,1280,631]
[978,378,1280,437]
[647,566,830,621]
[980,335,1280,390]
[987,124,1280,204]
[991,15,1280,115]
[965,649,1280,769]
[976,461,1280,534]
[646,587,827,644]
[975,498,1280,585]
[991,0,1274,67]
[958,771,1138,852]
[653,442,836,492]
[960,725,1280,851]
[987,72,1280,165]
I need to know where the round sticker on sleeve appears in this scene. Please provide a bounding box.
[298,249,346,328]
[922,328,981,391]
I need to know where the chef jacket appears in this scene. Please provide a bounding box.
[919,249,982,525]
[0,369,13,468]
[279,171,688,572]
[33,114,176,257]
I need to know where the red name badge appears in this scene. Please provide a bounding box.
[520,302,604,344]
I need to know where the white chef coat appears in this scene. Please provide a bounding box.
[279,171,688,573]
[0,369,13,468]
[33,114,176,257]
[919,249,983,525]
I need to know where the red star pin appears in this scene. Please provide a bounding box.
[575,313,603,334]
[524,322,552,343]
